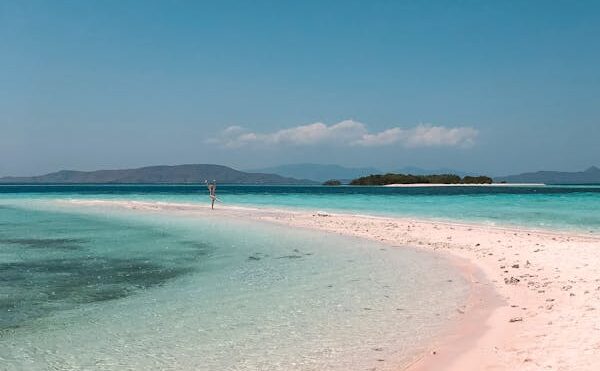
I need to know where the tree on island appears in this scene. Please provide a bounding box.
[462,176,493,184]
[323,179,342,186]
[349,173,492,185]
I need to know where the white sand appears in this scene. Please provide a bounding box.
[63,199,600,370]
[383,183,545,187]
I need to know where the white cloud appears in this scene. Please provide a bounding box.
[352,127,403,146]
[208,120,478,149]
[402,125,478,148]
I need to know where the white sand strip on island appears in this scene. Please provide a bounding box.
[382,183,546,187]
[61,199,600,370]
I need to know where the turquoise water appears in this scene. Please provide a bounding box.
[0,200,468,370]
[1,184,599,232]
[2,184,597,369]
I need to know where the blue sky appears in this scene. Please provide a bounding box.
[1,0,599,176]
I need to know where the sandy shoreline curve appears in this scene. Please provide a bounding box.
[60,199,600,370]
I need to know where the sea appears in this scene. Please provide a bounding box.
[1,184,599,370]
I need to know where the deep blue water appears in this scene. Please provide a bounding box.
[1,183,599,196]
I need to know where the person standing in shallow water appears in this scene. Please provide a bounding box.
[206,180,217,209]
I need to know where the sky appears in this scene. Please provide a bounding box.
[1,0,599,177]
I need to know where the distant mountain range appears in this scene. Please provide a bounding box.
[5,163,596,185]
[247,163,467,182]
[0,164,316,184]
[247,164,380,183]
[391,166,468,177]
[495,166,600,184]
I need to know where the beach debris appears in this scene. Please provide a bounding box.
[316,211,330,217]
[276,254,303,259]
[512,264,520,268]
[561,285,573,291]
[509,317,523,323]
[505,276,520,285]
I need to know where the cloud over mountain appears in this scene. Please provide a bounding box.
[208,120,478,149]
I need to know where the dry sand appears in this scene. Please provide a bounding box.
[65,200,600,370]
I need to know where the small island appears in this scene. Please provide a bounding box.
[350,173,493,186]
[323,179,342,186]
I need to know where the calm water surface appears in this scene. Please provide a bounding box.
[0,199,467,370]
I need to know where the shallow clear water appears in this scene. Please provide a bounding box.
[0,201,468,370]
